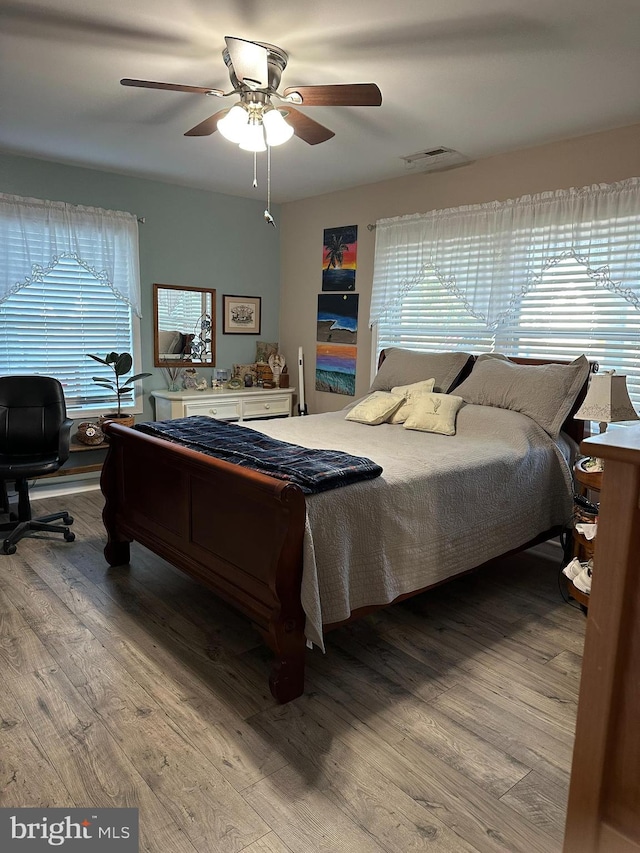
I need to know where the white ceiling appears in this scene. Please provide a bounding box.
[2,0,640,203]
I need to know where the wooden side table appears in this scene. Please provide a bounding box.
[574,457,603,496]
[567,458,602,609]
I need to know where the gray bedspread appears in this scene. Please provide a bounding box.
[242,404,574,649]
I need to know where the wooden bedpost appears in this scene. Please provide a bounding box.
[264,621,307,703]
[260,481,307,703]
[100,433,132,566]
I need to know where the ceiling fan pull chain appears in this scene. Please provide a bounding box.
[252,151,258,188]
[264,145,276,227]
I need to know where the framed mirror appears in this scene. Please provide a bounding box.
[153,283,216,368]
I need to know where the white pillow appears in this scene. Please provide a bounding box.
[388,378,436,424]
[403,393,465,435]
[345,391,406,425]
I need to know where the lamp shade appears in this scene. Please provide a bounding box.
[218,105,249,143]
[238,122,267,152]
[263,108,294,146]
[574,372,638,424]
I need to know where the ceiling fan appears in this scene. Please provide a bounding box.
[121,35,382,149]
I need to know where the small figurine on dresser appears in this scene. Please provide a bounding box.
[268,353,286,388]
[182,368,208,391]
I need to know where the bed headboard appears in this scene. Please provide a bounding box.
[376,349,598,444]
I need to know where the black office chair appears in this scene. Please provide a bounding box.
[0,376,75,555]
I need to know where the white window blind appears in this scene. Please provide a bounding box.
[0,256,136,411]
[372,179,640,409]
[0,194,143,413]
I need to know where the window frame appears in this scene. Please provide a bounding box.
[0,194,144,417]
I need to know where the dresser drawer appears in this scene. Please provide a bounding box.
[184,400,240,420]
[242,395,291,419]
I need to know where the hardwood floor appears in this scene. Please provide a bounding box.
[0,490,586,852]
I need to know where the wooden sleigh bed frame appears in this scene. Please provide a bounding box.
[100,354,594,703]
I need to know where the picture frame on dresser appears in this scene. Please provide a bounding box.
[223,294,261,335]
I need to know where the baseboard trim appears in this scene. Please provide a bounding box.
[20,473,101,502]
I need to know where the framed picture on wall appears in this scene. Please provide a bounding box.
[223,294,262,335]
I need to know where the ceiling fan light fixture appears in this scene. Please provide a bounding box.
[217,104,249,143]
[263,108,294,146]
[238,121,267,152]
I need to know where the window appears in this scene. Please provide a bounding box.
[0,194,142,414]
[0,257,139,411]
[372,179,640,409]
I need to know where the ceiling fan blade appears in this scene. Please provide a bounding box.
[284,108,335,145]
[184,110,229,137]
[224,36,269,88]
[121,78,224,97]
[283,84,382,107]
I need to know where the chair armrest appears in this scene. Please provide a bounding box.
[58,418,73,464]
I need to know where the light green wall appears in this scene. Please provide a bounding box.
[0,152,280,419]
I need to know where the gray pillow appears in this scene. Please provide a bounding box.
[454,353,590,437]
[371,348,474,394]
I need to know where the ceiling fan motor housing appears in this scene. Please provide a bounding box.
[222,42,289,93]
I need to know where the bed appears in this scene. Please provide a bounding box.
[100,350,594,702]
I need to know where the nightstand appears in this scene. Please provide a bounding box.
[567,458,602,609]
[574,457,603,497]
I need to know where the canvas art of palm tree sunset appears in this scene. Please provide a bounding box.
[322,225,357,291]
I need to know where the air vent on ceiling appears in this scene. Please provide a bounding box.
[400,147,471,173]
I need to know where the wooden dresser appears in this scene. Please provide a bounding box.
[564,425,640,852]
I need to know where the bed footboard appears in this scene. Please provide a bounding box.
[100,422,307,703]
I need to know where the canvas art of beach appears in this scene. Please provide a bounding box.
[315,342,357,395]
[316,293,359,345]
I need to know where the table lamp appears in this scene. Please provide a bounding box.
[574,371,638,470]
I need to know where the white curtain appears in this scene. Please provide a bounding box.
[0,193,142,317]
[370,178,640,329]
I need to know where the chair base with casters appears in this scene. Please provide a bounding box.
[0,477,75,555]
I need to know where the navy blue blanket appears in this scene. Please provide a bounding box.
[134,416,383,494]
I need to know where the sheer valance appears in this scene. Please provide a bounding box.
[370,178,640,329]
[0,193,142,317]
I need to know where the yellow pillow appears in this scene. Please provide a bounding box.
[388,378,436,424]
[403,393,464,435]
[345,391,406,425]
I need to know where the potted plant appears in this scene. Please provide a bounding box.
[87,351,151,429]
